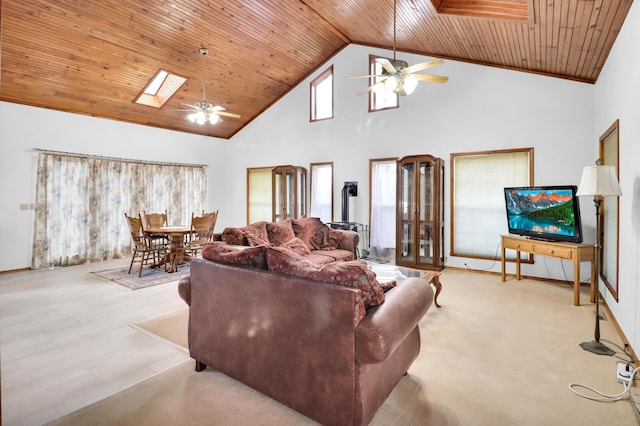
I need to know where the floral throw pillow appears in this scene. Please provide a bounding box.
[291,217,325,250]
[266,220,296,246]
[310,224,344,250]
[222,227,245,245]
[282,237,310,255]
[243,221,270,246]
[315,261,385,308]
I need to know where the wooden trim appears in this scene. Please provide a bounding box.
[598,119,621,301]
[0,267,32,274]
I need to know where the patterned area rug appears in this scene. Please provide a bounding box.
[91,263,190,290]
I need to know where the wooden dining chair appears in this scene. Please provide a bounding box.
[185,212,217,258]
[143,210,169,259]
[125,212,166,276]
[143,210,168,227]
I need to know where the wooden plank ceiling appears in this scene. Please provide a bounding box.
[0,0,633,139]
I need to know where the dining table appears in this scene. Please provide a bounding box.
[144,225,192,273]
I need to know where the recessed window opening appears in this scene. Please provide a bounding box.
[310,66,334,121]
[134,69,187,108]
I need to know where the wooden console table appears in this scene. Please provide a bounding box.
[500,235,596,306]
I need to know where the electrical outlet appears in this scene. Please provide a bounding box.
[617,362,632,385]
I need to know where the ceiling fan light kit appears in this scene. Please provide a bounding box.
[184,47,240,126]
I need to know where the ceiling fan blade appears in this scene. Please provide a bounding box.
[412,74,449,83]
[215,110,241,118]
[344,74,385,79]
[357,79,387,95]
[375,58,397,74]
[404,59,445,74]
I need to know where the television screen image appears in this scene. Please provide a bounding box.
[503,185,583,243]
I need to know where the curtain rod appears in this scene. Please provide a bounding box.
[32,148,207,168]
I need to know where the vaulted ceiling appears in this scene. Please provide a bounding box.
[0,0,633,139]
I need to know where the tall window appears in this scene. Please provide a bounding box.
[369,158,397,260]
[310,66,333,121]
[369,55,398,112]
[450,148,533,259]
[32,152,206,269]
[310,162,333,223]
[247,167,274,224]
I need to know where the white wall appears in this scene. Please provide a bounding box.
[593,0,640,354]
[231,44,594,274]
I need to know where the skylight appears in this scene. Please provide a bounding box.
[134,69,187,108]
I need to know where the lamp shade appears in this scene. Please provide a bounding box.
[576,164,622,197]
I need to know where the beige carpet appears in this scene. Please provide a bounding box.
[51,269,640,425]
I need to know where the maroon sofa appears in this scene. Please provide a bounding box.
[178,250,434,425]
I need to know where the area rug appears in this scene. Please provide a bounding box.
[90,264,190,290]
[133,308,189,349]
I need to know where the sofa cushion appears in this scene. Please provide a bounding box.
[266,247,385,309]
[310,225,344,250]
[311,249,355,263]
[266,244,319,275]
[202,242,268,269]
[282,236,310,256]
[291,217,325,250]
[315,261,385,308]
[243,221,270,246]
[302,252,339,265]
[266,220,295,246]
[222,227,245,245]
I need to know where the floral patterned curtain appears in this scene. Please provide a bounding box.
[32,153,206,269]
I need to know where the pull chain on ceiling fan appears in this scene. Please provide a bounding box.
[345,0,448,96]
[183,47,241,125]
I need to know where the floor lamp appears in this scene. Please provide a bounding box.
[576,159,622,356]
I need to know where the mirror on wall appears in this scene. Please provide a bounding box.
[599,119,620,301]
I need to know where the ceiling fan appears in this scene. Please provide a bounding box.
[346,0,448,96]
[182,47,241,125]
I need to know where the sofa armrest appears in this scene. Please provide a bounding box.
[337,230,359,258]
[355,277,433,364]
[178,275,191,306]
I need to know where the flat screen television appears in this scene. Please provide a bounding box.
[503,185,583,243]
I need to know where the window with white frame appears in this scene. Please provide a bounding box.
[369,158,398,261]
[310,66,333,121]
[309,162,333,223]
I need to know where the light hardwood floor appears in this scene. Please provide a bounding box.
[0,258,189,425]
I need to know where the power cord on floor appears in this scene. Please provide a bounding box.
[568,366,640,402]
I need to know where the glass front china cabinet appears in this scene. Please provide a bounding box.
[396,155,444,271]
[272,165,306,222]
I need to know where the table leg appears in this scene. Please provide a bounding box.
[573,257,580,306]
[501,244,506,282]
[516,250,521,280]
